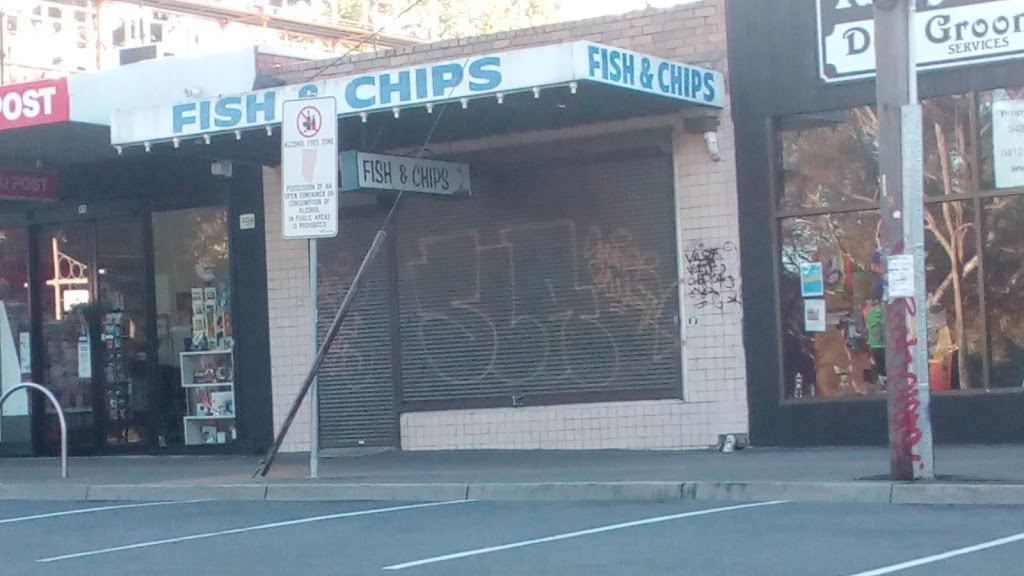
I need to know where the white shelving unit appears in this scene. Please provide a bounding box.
[180,349,236,446]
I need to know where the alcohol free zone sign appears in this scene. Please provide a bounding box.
[281,97,339,240]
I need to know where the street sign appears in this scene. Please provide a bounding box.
[281,97,338,239]
[340,150,472,196]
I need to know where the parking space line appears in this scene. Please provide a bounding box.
[382,500,788,571]
[37,499,472,563]
[0,501,206,526]
[846,531,1024,576]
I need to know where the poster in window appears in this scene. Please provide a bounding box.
[993,98,1024,190]
[804,299,827,333]
[800,262,825,297]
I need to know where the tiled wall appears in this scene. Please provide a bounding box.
[263,0,748,452]
[263,166,315,453]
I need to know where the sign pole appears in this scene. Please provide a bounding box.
[874,0,934,481]
[308,237,319,479]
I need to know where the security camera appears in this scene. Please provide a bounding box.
[210,160,233,179]
[704,131,722,162]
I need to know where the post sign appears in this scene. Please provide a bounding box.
[340,150,472,196]
[0,170,57,201]
[817,0,1024,83]
[281,97,338,239]
[0,78,70,131]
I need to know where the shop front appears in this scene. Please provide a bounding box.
[0,47,298,456]
[110,1,751,453]
[727,0,1024,445]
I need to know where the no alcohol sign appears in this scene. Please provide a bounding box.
[281,97,338,239]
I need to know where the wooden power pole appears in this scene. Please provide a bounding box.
[873,0,935,481]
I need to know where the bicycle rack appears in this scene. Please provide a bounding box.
[0,383,68,479]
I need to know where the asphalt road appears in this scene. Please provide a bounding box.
[2,499,1024,575]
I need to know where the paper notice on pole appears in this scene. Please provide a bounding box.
[281,97,339,240]
[803,299,827,333]
[77,336,92,379]
[887,254,916,300]
[993,98,1024,190]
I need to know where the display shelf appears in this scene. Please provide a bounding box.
[181,348,236,446]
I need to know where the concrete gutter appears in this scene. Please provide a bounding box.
[3,480,1024,505]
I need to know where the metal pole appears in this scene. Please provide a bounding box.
[308,238,319,479]
[255,230,386,478]
[1,383,68,479]
[874,0,934,481]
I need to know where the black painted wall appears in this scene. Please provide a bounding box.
[726,0,1024,446]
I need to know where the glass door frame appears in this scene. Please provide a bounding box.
[29,198,160,455]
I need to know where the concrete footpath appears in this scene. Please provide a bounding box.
[2,445,1024,505]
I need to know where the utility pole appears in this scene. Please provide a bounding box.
[873,0,934,481]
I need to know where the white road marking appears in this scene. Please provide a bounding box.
[383,500,788,571]
[0,501,204,526]
[37,499,471,563]
[846,531,1024,576]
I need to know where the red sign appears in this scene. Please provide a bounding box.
[0,170,58,201]
[0,78,70,131]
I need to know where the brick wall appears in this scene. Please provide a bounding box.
[274,1,728,87]
[263,0,747,452]
[263,166,315,453]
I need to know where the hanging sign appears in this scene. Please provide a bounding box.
[993,97,1024,189]
[281,97,339,240]
[340,150,472,196]
[817,0,1024,83]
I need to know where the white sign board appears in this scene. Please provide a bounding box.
[886,254,917,300]
[281,97,338,240]
[817,0,1024,83]
[340,151,472,196]
[993,98,1024,189]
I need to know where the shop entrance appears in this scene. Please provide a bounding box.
[35,214,154,453]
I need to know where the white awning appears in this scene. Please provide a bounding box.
[110,41,726,149]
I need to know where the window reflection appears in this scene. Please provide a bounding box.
[777,107,879,211]
[780,212,883,399]
[984,195,1024,388]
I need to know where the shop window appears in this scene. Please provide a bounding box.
[776,106,880,212]
[923,94,978,198]
[0,229,31,418]
[983,195,1024,388]
[152,207,232,447]
[923,201,982,391]
[780,211,884,399]
[776,87,1024,401]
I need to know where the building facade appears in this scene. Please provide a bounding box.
[728,0,1024,446]
[257,1,746,453]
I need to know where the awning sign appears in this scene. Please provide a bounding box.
[111,41,725,146]
[281,97,339,240]
[340,151,471,196]
[0,170,58,201]
[817,0,1024,83]
[0,78,69,130]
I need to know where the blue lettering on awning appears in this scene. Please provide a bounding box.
[173,91,277,134]
[585,44,717,105]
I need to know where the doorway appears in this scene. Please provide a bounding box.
[35,215,154,453]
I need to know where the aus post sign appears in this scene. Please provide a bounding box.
[281,97,338,239]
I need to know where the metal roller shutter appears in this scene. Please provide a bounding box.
[315,210,396,448]
[396,150,681,406]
